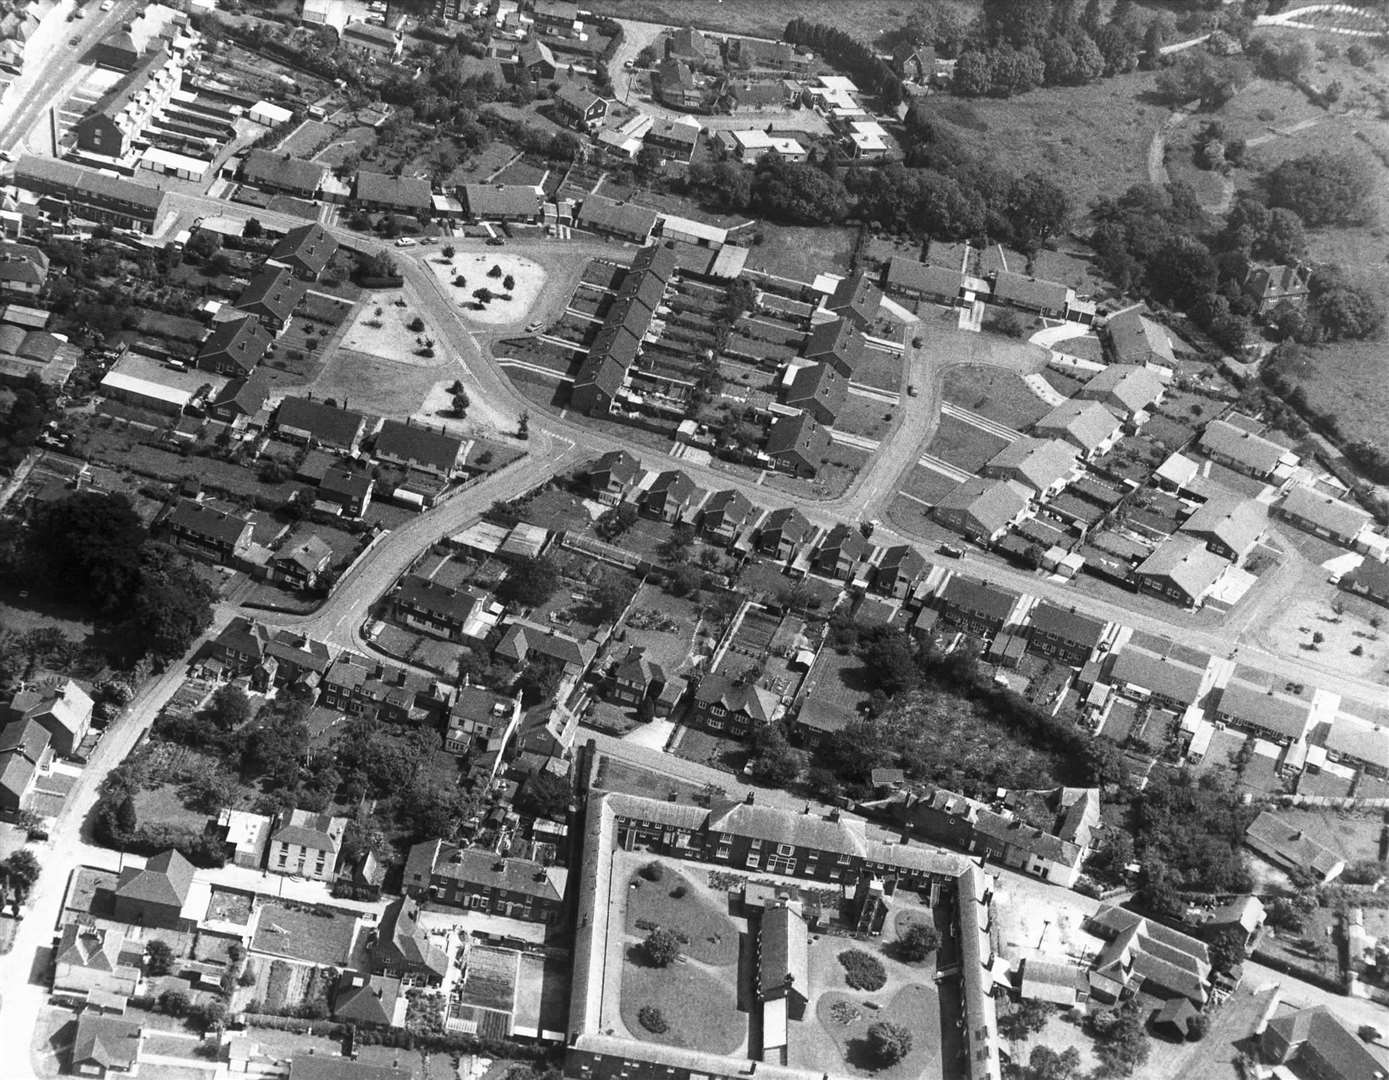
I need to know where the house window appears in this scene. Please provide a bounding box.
[777,843,794,857]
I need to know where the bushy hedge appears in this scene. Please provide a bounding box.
[838,950,887,991]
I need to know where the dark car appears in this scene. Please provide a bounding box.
[938,543,965,558]
[485,236,505,246]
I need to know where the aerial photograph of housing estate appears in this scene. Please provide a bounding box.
[3,0,1389,1078]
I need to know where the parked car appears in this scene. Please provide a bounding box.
[394,237,416,247]
[485,236,505,246]
[99,0,113,10]
[938,543,965,558]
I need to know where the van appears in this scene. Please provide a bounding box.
[167,358,188,372]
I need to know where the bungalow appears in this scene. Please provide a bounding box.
[937,576,1019,637]
[343,20,403,59]
[1341,559,1389,608]
[782,361,845,425]
[932,477,1029,544]
[691,674,778,736]
[1245,810,1344,884]
[1135,536,1227,608]
[814,523,870,581]
[4,680,91,758]
[982,438,1078,501]
[881,255,963,307]
[165,499,253,564]
[268,222,338,281]
[1103,307,1176,370]
[765,413,830,478]
[1323,714,1389,779]
[758,506,813,561]
[554,82,607,131]
[576,195,659,243]
[643,469,699,522]
[1033,399,1122,459]
[1178,494,1266,563]
[273,396,367,452]
[700,488,756,545]
[874,544,926,598]
[268,807,347,882]
[991,270,1069,318]
[1197,419,1298,481]
[269,535,333,590]
[392,575,482,642]
[235,266,305,333]
[403,840,567,923]
[374,419,465,478]
[71,1014,143,1079]
[196,314,270,376]
[1027,602,1106,665]
[354,170,432,214]
[462,183,544,223]
[717,79,788,114]
[240,149,329,197]
[1215,682,1310,745]
[1277,484,1373,549]
[1078,364,1164,422]
[588,449,643,504]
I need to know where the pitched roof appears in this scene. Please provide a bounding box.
[463,182,544,219]
[377,897,449,978]
[1198,419,1291,475]
[591,449,642,487]
[827,270,882,328]
[1034,398,1121,454]
[334,973,400,1027]
[765,412,829,462]
[271,807,346,852]
[1136,536,1227,600]
[1246,810,1344,879]
[992,269,1068,310]
[940,575,1018,623]
[271,535,332,574]
[198,314,271,373]
[115,849,194,909]
[706,800,866,856]
[16,154,167,213]
[355,170,432,210]
[241,148,328,194]
[758,904,809,997]
[1217,681,1309,740]
[555,82,604,115]
[934,476,1028,535]
[694,674,777,725]
[985,437,1078,492]
[269,222,338,276]
[784,361,846,419]
[72,1014,142,1071]
[236,265,305,324]
[1105,307,1176,367]
[394,574,480,623]
[167,499,252,546]
[883,255,963,299]
[577,195,659,238]
[1280,483,1372,539]
[407,840,566,901]
[374,419,463,473]
[1082,364,1164,414]
[1264,1005,1385,1079]
[760,506,812,544]
[0,240,48,287]
[702,488,754,528]
[802,316,865,372]
[1108,648,1205,704]
[274,396,366,448]
[1029,601,1105,650]
[209,370,271,417]
[0,717,50,764]
[1179,493,1266,553]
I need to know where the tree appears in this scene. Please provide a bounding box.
[1265,151,1375,227]
[158,989,191,1017]
[126,543,215,663]
[585,571,632,623]
[496,556,560,608]
[1006,170,1070,251]
[1090,1001,1150,1076]
[146,939,175,976]
[643,927,681,967]
[207,685,252,731]
[897,922,940,962]
[866,1021,912,1066]
[1208,928,1246,975]
[1000,998,1053,1040]
[243,217,264,239]
[749,721,800,786]
[1155,52,1250,109]
[29,492,146,612]
[3,849,40,900]
[516,657,565,707]
[516,771,570,819]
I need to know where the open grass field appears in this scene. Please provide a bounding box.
[899,464,964,507]
[935,71,1160,221]
[619,955,743,1054]
[924,414,1008,473]
[854,347,904,394]
[744,225,857,284]
[835,394,897,442]
[132,785,212,833]
[625,865,739,966]
[1269,337,1389,452]
[584,0,974,43]
[308,346,442,418]
[943,366,1050,430]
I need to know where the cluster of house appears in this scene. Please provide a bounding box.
[0,681,94,813]
[0,241,82,387]
[202,616,577,784]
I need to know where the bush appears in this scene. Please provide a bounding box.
[867,1021,912,1066]
[669,885,687,899]
[643,928,681,967]
[838,949,886,991]
[146,939,174,976]
[638,1005,668,1033]
[639,862,664,882]
[408,316,425,332]
[896,923,940,963]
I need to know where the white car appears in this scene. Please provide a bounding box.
[394,237,417,247]
[99,0,113,11]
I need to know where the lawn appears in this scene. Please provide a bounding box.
[671,724,750,776]
[899,464,963,507]
[308,345,440,418]
[513,953,570,1036]
[835,394,898,442]
[132,785,209,833]
[809,985,943,1080]
[206,888,253,926]
[744,225,857,285]
[625,865,739,966]
[427,253,548,328]
[943,366,1050,430]
[923,414,1009,473]
[619,955,742,1055]
[593,754,726,805]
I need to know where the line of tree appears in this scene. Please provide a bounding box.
[782,20,903,107]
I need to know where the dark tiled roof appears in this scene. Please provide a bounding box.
[274,397,366,448]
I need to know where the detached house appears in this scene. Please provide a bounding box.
[1103,307,1176,370]
[1277,484,1373,549]
[54,923,140,1001]
[269,535,333,590]
[392,575,483,642]
[0,718,50,812]
[1244,263,1311,316]
[609,646,665,707]
[555,82,607,131]
[71,1014,143,1079]
[274,396,367,452]
[443,686,520,756]
[588,449,642,505]
[0,240,49,297]
[938,576,1019,638]
[4,680,92,757]
[933,477,1028,544]
[982,438,1078,501]
[700,488,756,545]
[1261,1005,1386,1080]
[269,808,347,882]
[164,499,253,564]
[1033,399,1122,459]
[374,419,465,479]
[1078,364,1164,422]
[112,849,195,930]
[691,674,778,736]
[1198,419,1298,481]
[370,897,449,984]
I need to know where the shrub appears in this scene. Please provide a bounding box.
[838,949,886,990]
[488,263,503,278]
[503,274,516,291]
[639,862,664,882]
[867,1020,912,1065]
[146,939,174,976]
[408,316,425,332]
[638,1005,668,1033]
[896,922,940,963]
[643,928,681,967]
[669,885,687,899]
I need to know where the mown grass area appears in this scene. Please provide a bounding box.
[744,225,857,284]
[943,366,1050,430]
[619,956,742,1054]
[625,865,739,967]
[923,414,1008,473]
